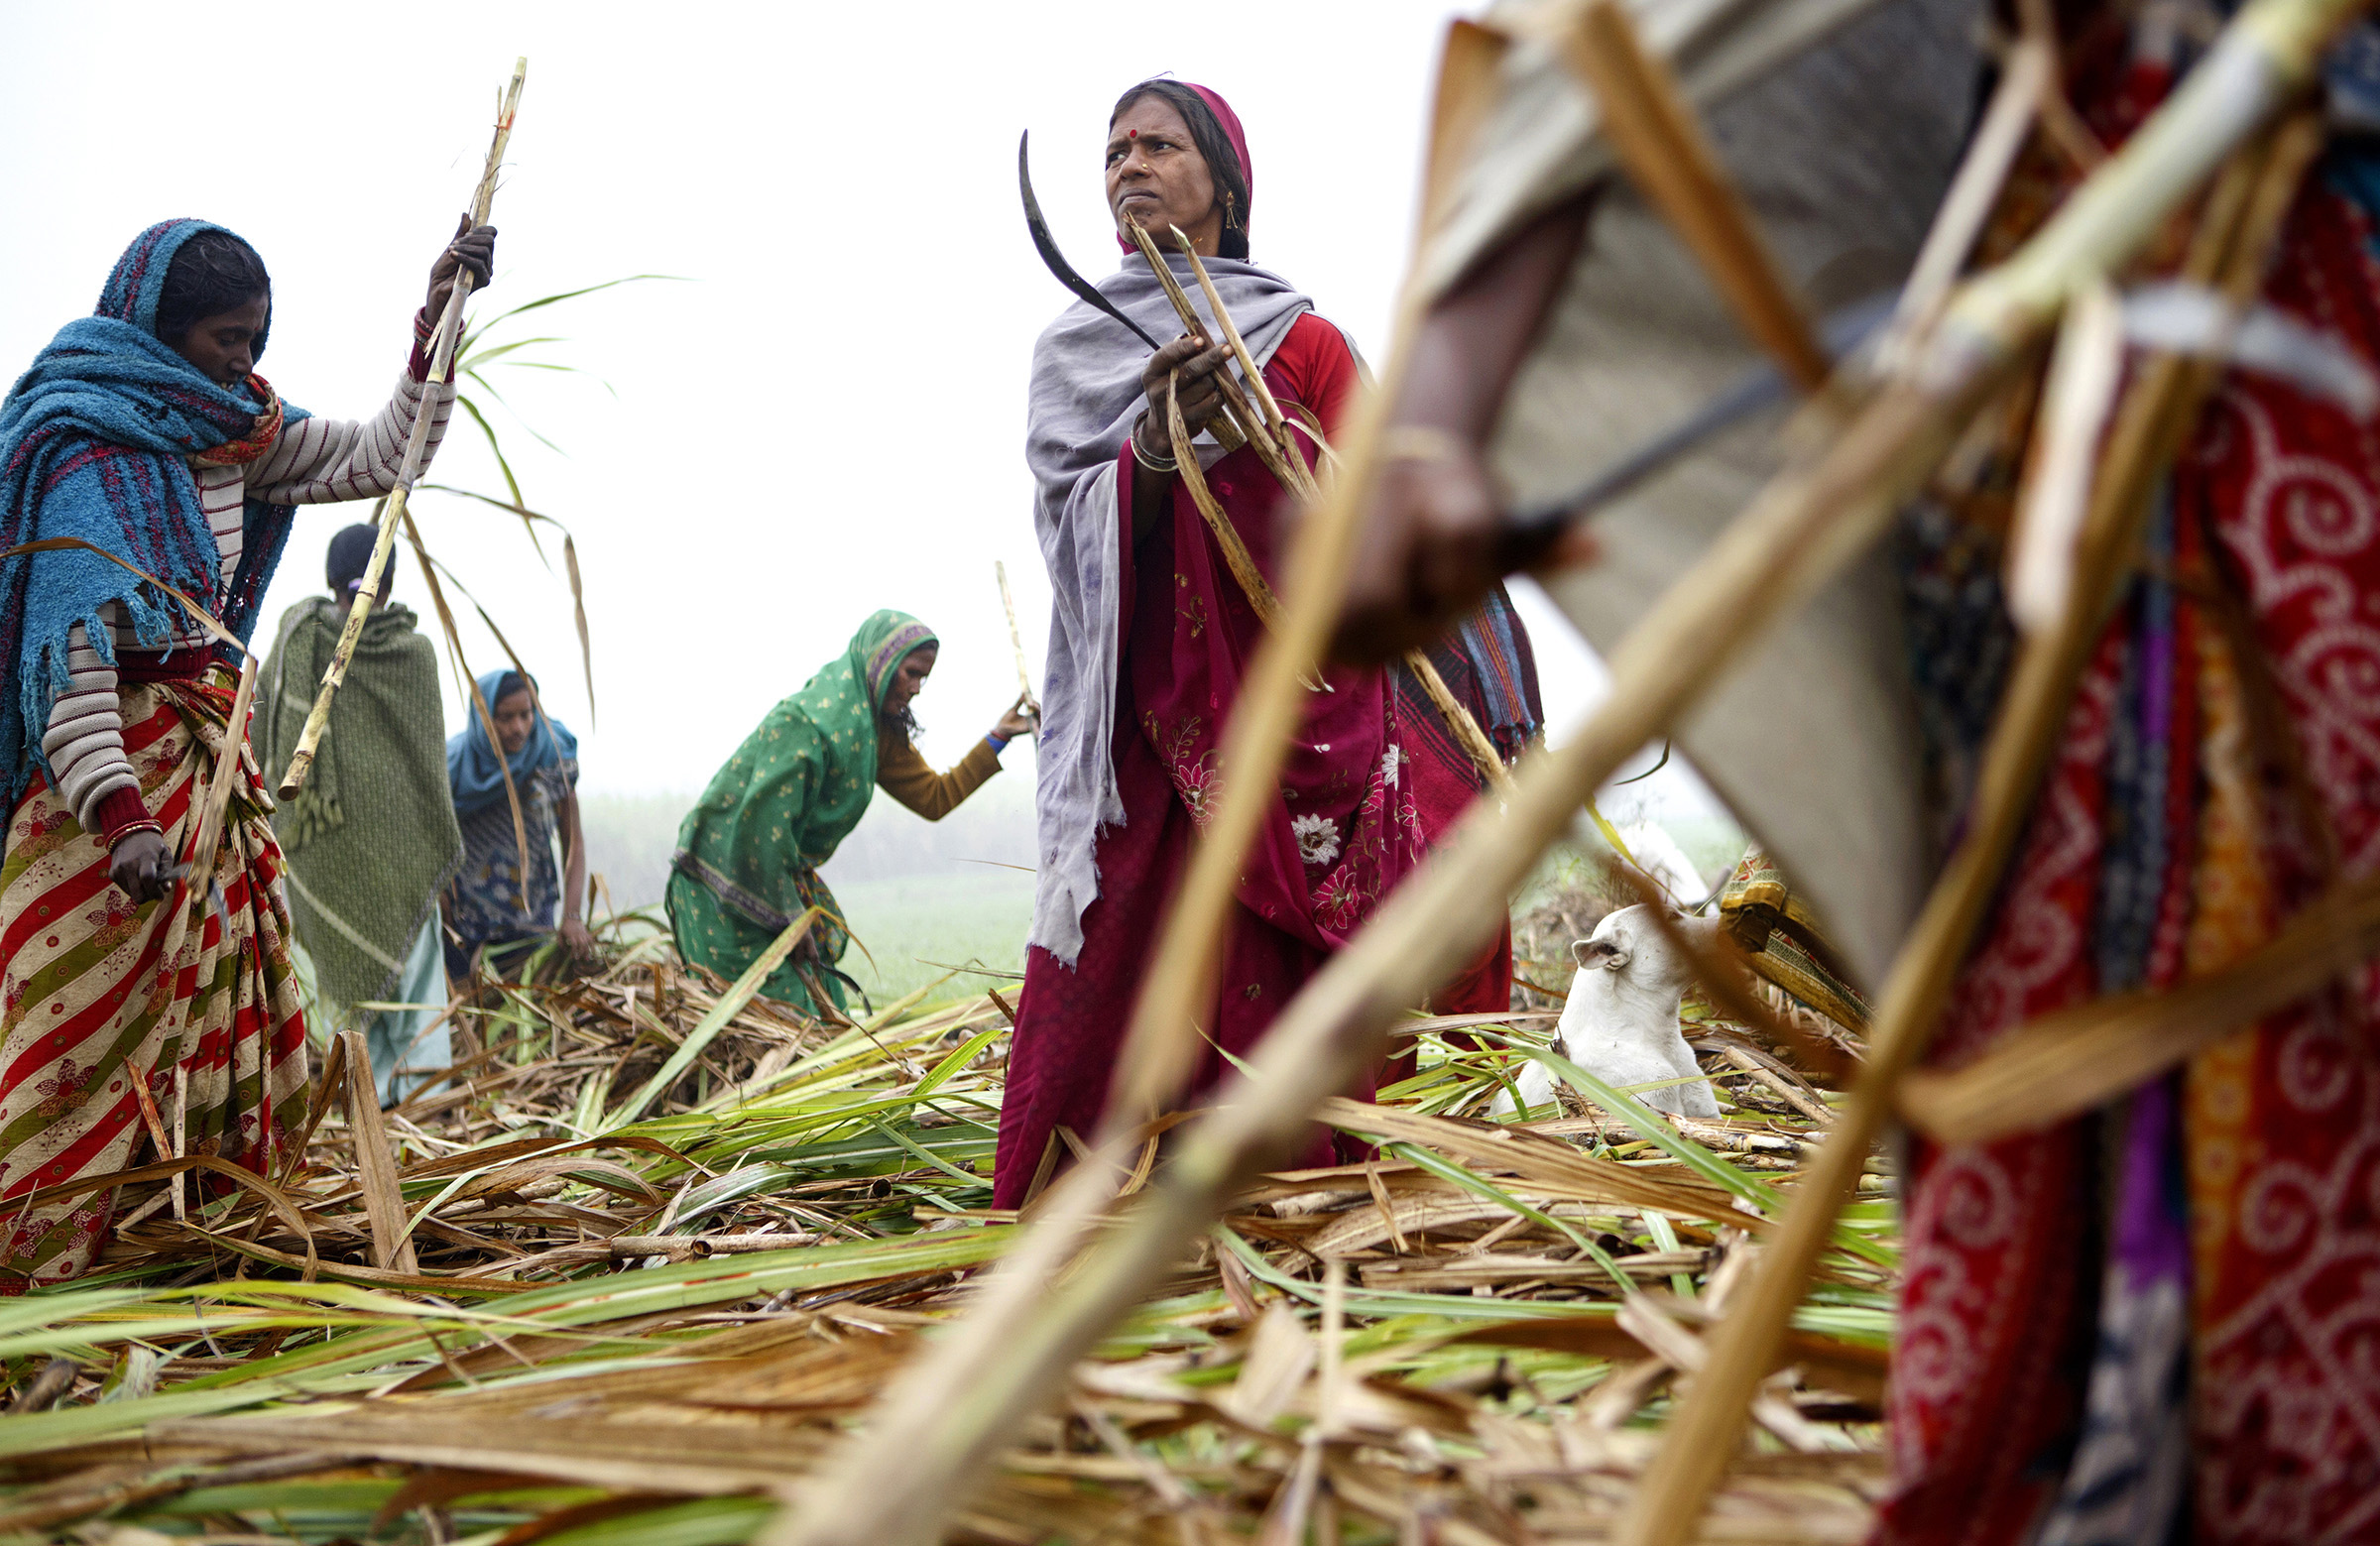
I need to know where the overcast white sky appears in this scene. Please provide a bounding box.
[2,0,1714,819]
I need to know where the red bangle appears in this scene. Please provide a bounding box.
[408,307,439,382]
[93,787,156,848]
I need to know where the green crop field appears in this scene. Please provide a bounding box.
[831,866,1036,1005]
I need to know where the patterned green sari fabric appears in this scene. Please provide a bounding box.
[667,611,935,1014]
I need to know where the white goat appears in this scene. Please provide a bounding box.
[1497,904,1721,1120]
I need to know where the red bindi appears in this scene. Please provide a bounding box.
[1128,129,1138,138]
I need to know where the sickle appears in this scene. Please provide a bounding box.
[1019,130,1165,352]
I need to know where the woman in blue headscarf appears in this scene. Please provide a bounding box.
[442,669,588,982]
[0,215,493,1289]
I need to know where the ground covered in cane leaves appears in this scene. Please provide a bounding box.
[0,892,1893,1545]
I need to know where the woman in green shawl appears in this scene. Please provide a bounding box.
[668,611,1036,1015]
[257,525,461,1106]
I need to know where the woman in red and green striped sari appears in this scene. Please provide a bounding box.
[0,216,490,1286]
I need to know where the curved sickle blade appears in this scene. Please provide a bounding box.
[1020,130,1165,352]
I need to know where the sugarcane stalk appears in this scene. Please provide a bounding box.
[1152,228,1507,786]
[1559,0,1830,393]
[1172,377,1497,772]
[994,560,1038,713]
[1168,379,1329,697]
[2003,278,2127,635]
[1125,218,1292,483]
[146,654,260,1220]
[278,58,526,800]
[1169,376,1287,627]
[1408,650,1513,791]
[769,9,2346,1542]
[1883,35,2054,354]
[1170,224,1302,473]
[1944,0,2345,357]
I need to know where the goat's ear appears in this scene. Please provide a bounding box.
[1574,938,1628,971]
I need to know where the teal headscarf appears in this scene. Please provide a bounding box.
[447,668,577,817]
[668,611,936,1008]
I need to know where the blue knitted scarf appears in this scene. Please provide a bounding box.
[0,219,309,810]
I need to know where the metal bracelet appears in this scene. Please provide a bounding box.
[1130,418,1178,473]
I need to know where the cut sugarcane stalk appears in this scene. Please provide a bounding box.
[1167,378,1329,695]
[1171,223,1303,478]
[1407,650,1514,791]
[994,560,1038,713]
[1146,226,1507,782]
[1883,35,2055,357]
[1125,218,1286,475]
[1169,378,1285,626]
[279,58,527,800]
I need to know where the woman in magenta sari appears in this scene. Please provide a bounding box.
[995,80,1522,1206]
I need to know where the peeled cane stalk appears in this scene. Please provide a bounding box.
[995,560,1038,713]
[1883,35,2055,355]
[279,58,526,799]
[1171,223,1304,476]
[770,7,2351,1542]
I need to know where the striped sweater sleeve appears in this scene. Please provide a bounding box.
[247,332,456,506]
[40,621,153,844]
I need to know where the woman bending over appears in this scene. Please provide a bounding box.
[669,611,1034,1018]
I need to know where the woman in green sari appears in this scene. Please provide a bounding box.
[668,611,1036,1016]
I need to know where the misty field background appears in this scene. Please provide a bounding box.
[579,771,1747,1006]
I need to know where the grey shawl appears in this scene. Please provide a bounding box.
[1024,252,1310,963]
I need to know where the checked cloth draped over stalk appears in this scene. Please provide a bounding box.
[255,595,460,1009]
